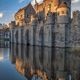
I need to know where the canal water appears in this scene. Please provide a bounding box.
[0,48,26,80]
[0,44,80,80]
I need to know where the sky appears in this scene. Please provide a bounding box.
[72,0,80,11]
[0,0,80,24]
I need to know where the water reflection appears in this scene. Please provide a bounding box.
[0,48,26,80]
[10,44,80,80]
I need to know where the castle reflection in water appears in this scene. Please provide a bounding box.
[10,44,80,80]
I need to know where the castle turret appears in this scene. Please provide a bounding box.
[43,0,59,16]
[55,1,71,79]
[57,2,69,23]
[63,0,71,16]
[55,1,70,47]
[44,12,55,47]
[51,0,59,12]
[72,10,80,26]
[71,11,80,47]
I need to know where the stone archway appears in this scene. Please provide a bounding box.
[21,28,24,44]
[25,29,29,45]
[15,30,18,44]
[39,27,44,46]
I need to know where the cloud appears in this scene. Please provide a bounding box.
[31,0,43,5]
[19,0,25,3]
[36,0,43,3]
[72,0,80,3]
[0,13,3,18]
[31,0,35,5]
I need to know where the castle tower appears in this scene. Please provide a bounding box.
[50,0,59,12]
[55,1,70,47]
[44,12,55,47]
[61,0,71,16]
[71,11,80,47]
[55,2,71,79]
[43,0,59,16]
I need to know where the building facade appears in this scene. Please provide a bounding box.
[0,25,10,47]
[15,3,36,26]
[10,0,80,48]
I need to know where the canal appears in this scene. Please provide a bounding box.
[0,48,26,80]
[0,44,80,80]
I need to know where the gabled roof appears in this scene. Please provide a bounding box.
[24,3,36,15]
[24,3,33,10]
[15,3,36,16]
[59,2,68,8]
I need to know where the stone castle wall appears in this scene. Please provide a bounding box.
[10,11,72,47]
[9,0,73,47]
[10,10,80,48]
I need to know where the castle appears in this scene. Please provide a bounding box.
[9,1,80,79]
[10,0,80,47]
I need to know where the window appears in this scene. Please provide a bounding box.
[62,11,64,14]
[21,15,22,18]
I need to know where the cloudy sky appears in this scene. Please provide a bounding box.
[0,0,80,24]
[72,0,80,11]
